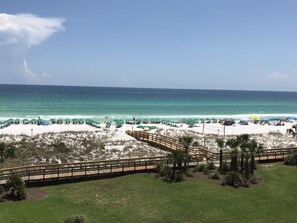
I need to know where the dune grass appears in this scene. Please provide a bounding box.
[0,164,297,223]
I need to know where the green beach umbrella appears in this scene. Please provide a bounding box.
[30,119,37,124]
[49,119,56,123]
[22,119,29,124]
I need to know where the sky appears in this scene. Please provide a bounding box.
[0,0,297,91]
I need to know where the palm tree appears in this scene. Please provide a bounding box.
[226,138,239,171]
[168,150,186,181]
[5,174,26,199]
[248,139,263,175]
[216,138,225,171]
[236,134,250,173]
[178,136,193,171]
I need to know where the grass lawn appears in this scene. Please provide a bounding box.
[0,164,297,223]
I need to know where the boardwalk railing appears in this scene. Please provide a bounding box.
[0,156,168,185]
[126,130,212,160]
[127,130,297,162]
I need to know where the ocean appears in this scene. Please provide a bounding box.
[0,84,297,120]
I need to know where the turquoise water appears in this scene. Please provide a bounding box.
[0,84,297,120]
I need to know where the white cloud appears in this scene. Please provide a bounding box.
[265,72,289,82]
[23,59,38,81]
[0,13,65,83]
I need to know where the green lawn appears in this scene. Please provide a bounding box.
[1,164,297,223]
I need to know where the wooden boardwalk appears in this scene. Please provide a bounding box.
[0,156,168,185]
[0,131,297,185]
[126,130,297,162]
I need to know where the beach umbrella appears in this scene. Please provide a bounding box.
[14,119,20,124]
[137,125,144,129]
[78,119,84,124]
[41,120,49,125]
[22,119,30,124]
[250,115,261,120]
[49,119,56,124]
[57,119,63,124]
[148,126,157,129]
[287,116,297,120]
[64,119,71,124]
[30,119,37,124]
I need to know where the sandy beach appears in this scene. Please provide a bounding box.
[0,121,294,136]
[0,121,296,168]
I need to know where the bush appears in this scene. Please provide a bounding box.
[224,171,242,188]
[156,163,172,182]
[207,161,215,170]
[203,167,210,175]
[284,153,297,166]
[242,178,250,188]
[210,172,220,180]
[64,215,86,223]
[175,173,184,182]
[185,171,193,177]
[249,175,258,184]
[4,174,26,200]
[197,164,205,172]
[220,162,229,174]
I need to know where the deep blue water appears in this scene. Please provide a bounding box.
[0,84,297,120]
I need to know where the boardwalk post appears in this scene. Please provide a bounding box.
[122,163,124,173]
[27,170,30,185]
[97,165,100,174]
[57,168,59,182]
[134,162,136,172]
[43,169,45,183]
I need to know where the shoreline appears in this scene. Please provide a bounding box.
[0,122,294,136]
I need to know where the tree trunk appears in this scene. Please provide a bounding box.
[234,152,238,171]
[251,153,255,175]
[245,155,249,179]
[172,163,176,180]
[240,153,244,173]
[219,149,223,171]
[184,148,188,172]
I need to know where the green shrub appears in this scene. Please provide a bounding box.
[185,171,193,177]
[156,163,172,181]
[64,215,86,223]
[203,167,209,175]
[249,175,258,184]
[242,178,250,188]
[156,163,166,177]
[284,153,297,166]
[220,162,229,174]
[207,161,215,170]
[210,172,220,180]
[175,173,184,182]
[6,146,16,158]
[197,164,205,172]
[4,174,26,200]
[224,171,242,188]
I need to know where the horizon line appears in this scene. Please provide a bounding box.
[0,83,296,93]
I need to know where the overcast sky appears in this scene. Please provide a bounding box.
[0,0,297,91]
